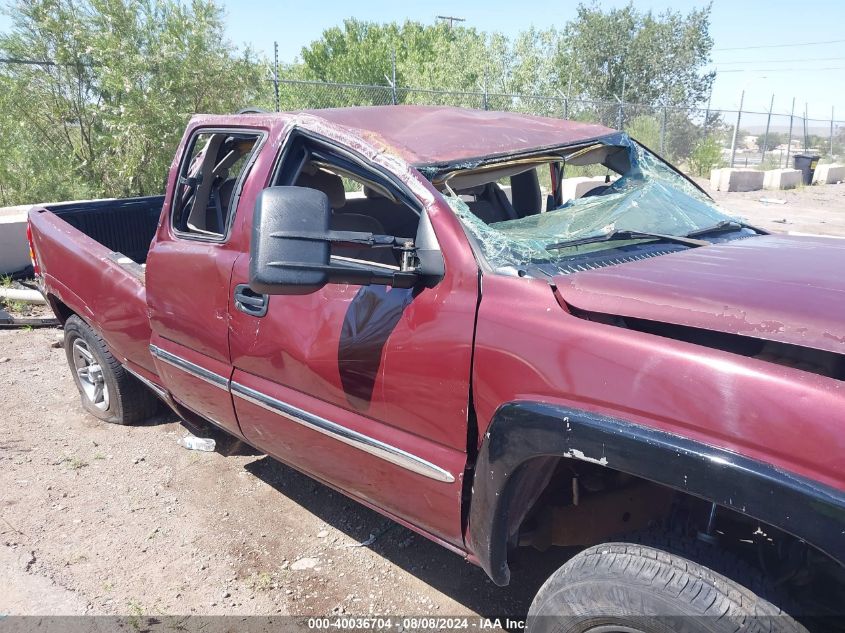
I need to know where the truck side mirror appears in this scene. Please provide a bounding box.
[250,186,420,296]
[250,186,333,295]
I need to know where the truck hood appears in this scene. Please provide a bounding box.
[554,234,845,355]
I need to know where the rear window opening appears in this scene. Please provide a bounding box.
[432,145,629,227]
[172,131,263,240]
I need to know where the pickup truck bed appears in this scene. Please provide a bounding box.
[42,196,163,264]
[29,197,159,374]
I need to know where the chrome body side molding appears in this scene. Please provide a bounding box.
[147,344,455,483]
[231,381,455,483]
[149,344,229,390]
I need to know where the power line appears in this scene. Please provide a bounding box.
[713,56,845,65]
[714,38,845,51]
[715,66,845,73]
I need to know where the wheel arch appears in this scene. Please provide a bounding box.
[46,293,75,324]
[467,401,845,586]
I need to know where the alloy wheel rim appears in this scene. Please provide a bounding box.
[72,338,109,411]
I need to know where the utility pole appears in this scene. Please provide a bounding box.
[436,15,465,28]
[729,89,744,168]
[786,97,796,168]
[761,94,774,164]
[273,41,280,113]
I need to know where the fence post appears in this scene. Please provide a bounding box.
[803,102,809,152]
[786,97,796,169]
[617,74,626,130]
[391,48,398,105]
[761,94,774,164]
[659,105,667,154]
[483,66,489,111]
[703,90,712,137]
[728,90,744,168]
[273,41,280,112]
[563,96,569,119]
[831,107,836,157]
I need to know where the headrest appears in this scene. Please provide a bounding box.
[455,184,487,197]
[363,185,384,199]
[295,169,346,208]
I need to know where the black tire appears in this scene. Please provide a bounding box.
[527,540,806,633]
[64,315,159,424]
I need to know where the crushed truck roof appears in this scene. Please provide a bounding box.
[210,106,616,168]
[307,105,615,166]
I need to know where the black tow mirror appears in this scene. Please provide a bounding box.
[250,186,333,295]
[250,186,419,295]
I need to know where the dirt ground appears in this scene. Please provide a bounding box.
[0,328,568,627]
[1,182,842,626]
[695,178,845,237]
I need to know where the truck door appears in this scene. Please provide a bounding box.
[146,127,265,437]
[227,135,478,547]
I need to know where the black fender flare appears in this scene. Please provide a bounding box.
[467,402,845,586]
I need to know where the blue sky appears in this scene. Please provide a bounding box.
[219,0,844,119]
[2,0,843,119]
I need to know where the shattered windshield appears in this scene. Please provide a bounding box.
[445,134,740,272]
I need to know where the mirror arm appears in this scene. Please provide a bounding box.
[269,229,405,248]
[266,260,418,289]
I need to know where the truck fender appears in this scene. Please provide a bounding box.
[467,401,845,586]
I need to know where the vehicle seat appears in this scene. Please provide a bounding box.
[341,186,418,239]
[462,183,518,224]
[510,169,542,217]
[204,177,237,234]
[330,213,397,266]
[294,169,347,211]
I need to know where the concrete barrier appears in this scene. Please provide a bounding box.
[0,206,31,275]
[763,168,802,190]
[560,176,609,201]
[812,163,845,185]
[710,168,764,192]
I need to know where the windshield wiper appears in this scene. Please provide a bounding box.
[685,220,754,238]
[546,229,708,251]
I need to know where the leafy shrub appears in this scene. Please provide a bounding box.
[688,135,725,177]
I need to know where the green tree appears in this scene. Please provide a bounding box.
[558,2,715,108]
[0,0,267,205]
[625,114,660,148]
[298,19,497,100]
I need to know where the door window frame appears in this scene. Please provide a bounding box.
[170,127,267,244]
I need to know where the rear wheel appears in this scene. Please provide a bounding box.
[527,541,805,633]
[64,315,159,424]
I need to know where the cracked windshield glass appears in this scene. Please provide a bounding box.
[443,134,743,274]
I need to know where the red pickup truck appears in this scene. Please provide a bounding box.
[28,106,844,631]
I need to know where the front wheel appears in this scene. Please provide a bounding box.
[64,315,159,424]
[527,542,805,633]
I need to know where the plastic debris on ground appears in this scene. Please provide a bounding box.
[177,434,216,452]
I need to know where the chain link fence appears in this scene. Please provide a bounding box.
[271,78,845,177]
